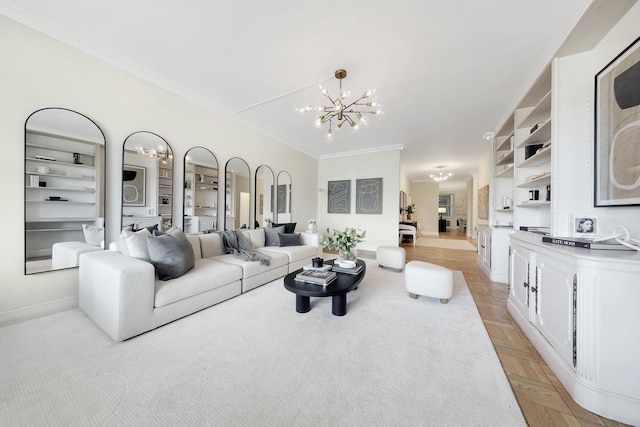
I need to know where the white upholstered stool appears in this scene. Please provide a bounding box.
[376,246,406,271]
[52,241,102,269]
[405,260,454,303]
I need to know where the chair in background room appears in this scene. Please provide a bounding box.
[399,224,417,246]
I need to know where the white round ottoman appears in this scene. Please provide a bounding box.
[405,260,454,303]
[376,246,406,272]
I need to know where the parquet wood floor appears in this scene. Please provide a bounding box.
[399,232,629,427]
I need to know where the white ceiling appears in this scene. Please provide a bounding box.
[1,0,593,187]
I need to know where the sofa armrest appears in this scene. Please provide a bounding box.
[300,232,321,247]
[79,250,155,341]
[300,232,322,257]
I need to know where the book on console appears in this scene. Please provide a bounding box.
[294,269,337,285]
[542,236,635,251]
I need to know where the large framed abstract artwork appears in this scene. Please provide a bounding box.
[355,178,383,214]
[595,36,640,207]
[122,165,146,206]
[478,185,489,219]
[327,180,350,213]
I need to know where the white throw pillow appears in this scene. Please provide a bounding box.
[122,228,152,261]
[82,224,104,247]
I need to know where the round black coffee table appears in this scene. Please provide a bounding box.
[283,259,366,316]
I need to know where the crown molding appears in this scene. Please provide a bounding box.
[318,144,404,160]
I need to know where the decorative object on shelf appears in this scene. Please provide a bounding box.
[595,36,640,207]
[574,216,597,235]
[321,227,366,268]
[307,219,317,233]
[402,203,416,220]
[355,177,383,214]
[327,180,351,213]
[430,166,452,182]
[297,69,383,142]
[73,153,83,164]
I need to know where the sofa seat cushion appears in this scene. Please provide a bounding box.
[259,245,317,264]
[154,258,242,308]
[213,251,288,278]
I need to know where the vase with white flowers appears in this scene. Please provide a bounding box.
[321,227,366,267]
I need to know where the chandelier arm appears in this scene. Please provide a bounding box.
[341,95,368,111]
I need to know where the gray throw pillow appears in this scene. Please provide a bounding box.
[279,233,301,247]
[265,225,285,246]
[147,228,195,281]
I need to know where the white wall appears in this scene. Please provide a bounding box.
[0,16,318,325]
[318,148,401,251]
[409,181,440,236]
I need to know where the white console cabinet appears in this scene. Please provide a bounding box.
[509,233,640,426]
[477,225,513,283]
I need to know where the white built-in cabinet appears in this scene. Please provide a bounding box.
[477,225,512,283]
[509,233,640,426]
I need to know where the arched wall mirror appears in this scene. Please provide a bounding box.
[24,108,106,274]
[254,165,274,228]
[276,171,292,224]
[224,157,250,230]
[184,147,218,233]
[121,132,173,232]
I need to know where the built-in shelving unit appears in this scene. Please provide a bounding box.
[512,64,553,230]
[24,130,102,259]
[184,162,218,233]
[158,165,172,230]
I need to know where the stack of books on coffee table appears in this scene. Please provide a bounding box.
[294,269,337,286]
[331,263,363,275]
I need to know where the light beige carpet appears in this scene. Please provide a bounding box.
[0,259,524,426]
[416,237,477,251]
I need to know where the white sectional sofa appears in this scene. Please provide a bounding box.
[79,229,320,341]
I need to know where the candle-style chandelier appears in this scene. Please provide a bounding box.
[430,166,453,182]
[297,69,383,142]
[137,146,173,164]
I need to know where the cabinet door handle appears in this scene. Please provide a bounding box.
[531,286,537,293]
[523,281,529,288]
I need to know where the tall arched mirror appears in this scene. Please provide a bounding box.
[122,132,173,232]
[184,147,218,233]
[24,108,106,274]
[276,171,292,223]
[254,165,274,228]
[224,157,250,230]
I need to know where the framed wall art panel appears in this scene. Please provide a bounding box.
[595,36,640,207]
[327,180,351,213]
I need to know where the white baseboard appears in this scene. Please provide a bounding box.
[0,296,78,327]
